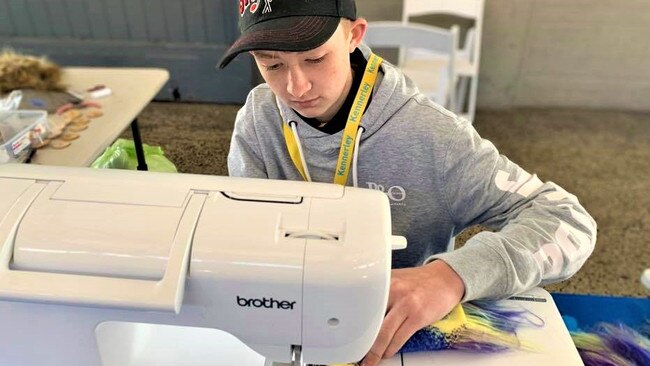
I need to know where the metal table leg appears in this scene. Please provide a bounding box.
[130,118,148,171]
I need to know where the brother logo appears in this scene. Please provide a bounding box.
[236,296,297,310]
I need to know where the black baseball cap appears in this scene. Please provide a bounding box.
[218,0,357,68]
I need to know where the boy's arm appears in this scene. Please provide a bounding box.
[428,120,597,302]
[227,104,268,178]
[362,117,598,365]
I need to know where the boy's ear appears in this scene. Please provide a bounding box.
[348,18,368,53]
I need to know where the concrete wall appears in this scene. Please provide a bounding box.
[357,0,650,111]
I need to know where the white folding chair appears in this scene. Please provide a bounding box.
[364,21,459,111]
[402,0,485,122]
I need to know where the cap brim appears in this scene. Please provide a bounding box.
[218,16,340,69]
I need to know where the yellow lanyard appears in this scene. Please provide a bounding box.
[282,53,383,185]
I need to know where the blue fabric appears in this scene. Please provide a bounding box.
[552,293,650,330]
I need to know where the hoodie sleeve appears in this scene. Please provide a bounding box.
[427,119,597,302]
[227,100,268,179]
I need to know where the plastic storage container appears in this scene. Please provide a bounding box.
[0,110,48,164]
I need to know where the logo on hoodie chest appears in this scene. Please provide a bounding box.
[366,182,407,206]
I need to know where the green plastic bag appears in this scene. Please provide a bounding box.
[91,138,177,173]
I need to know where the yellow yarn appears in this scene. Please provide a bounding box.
[431,304,468,333]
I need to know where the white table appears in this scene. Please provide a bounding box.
[30,67,169,168]
[96,288,581,365]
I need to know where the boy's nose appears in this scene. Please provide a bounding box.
[286,68,312,99]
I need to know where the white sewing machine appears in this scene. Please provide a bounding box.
[0,164,406,366]
[0,164,585,366]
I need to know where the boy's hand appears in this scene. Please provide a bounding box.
[360,260,465,366]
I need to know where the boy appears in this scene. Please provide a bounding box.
[219,1,596,365]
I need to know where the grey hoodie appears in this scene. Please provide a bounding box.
[228,45,597,302]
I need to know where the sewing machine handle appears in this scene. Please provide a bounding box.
[0,182,205,313]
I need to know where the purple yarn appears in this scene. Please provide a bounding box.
[468,301,545,333]
[577,351,628,366]
[605,333,650,365]
[578,323,650,366]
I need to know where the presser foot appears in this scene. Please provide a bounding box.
[266,345,360,366]
[266,345,304,366]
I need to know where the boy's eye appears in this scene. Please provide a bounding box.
[306,56,326,64]
[264,63,282,71]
